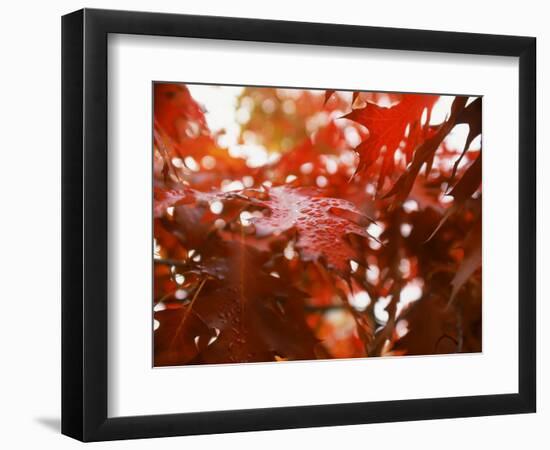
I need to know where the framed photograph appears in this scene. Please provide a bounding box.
[62,8,536,441]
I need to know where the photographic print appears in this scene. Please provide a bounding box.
[153,83,482,367]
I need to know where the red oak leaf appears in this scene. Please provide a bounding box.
[154,83,208,142]
[324,89,336,105]
[154,242,320,365]
[153,187,194,218]
[448,97,482,188]
[153,186,252,219]
[382,96,470,209]
[250,185,376,273]
[449,217,481,305]
[343,94,439,179]
[424,151,481,241]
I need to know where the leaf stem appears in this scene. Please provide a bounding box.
[168,278,207,350]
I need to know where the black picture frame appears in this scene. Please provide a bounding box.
[62,8,536,442]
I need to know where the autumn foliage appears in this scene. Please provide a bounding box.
[153,83,482,366]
